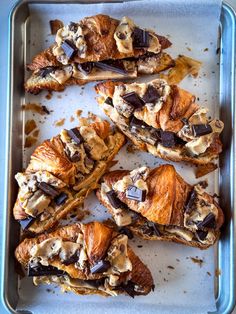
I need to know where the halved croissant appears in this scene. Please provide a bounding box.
[95,79,224,166]
[96,164,224,249]
[25,14,174,93]
[13,118,125,233]
[15,221,154,297]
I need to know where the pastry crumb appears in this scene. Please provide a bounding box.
[25,136,37,148]
[25,119,37,135]
[207,271,211,276]
[54,118,65,127]
[215,268,221,277]
[50,19,64,35]
[167,265,175,270]
[126,144,138,154]
[45,91,52,100]
[190,257,204,267]
[70,116,75,122]
[75,109,83,118]
[22,103,48,115]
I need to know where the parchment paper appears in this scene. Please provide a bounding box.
[17,1,222,313]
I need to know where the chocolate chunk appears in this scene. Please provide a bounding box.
[87,279,105,288]
[130,116,147,129]
[39,66,55,78]
[68,22,78,32]
[70,152,81,162]
[122,92,145,109]
[61,39,77,60]
[160,130,176,148]
[192,124,213,137]
[77,62,93,75]
[141,224,154,236]
[152,223,161,237]
[185,190,197,214]
[106,190,124,209]
[90,260,111,274]
[28,263,65,277]
[120,281,136,298]
[197,213,216,229]
[126,185,146,202]
[196,230,208,241]
[104,97,113,106]
[38,182,59,197]
[62,251,79,265]
[68,128,84,145]
[54,192,68,206]
[142,85,160,103]
[94,60,127,75]
[19,217,35,230]
[117,32,126,40]
[181,118,189,125]
[133,27,149,48]
[42,105,50,115]
[119,227,134,239]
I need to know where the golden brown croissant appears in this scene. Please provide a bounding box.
[13,117,125,234]
[96,165,224,249]
[25,14,174,93]
[95,79,224,166]
[15,221,154,297]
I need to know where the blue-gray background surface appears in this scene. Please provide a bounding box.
[0,0,235,313]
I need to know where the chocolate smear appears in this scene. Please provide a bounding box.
[122,92,145,109]
[142,85,160,103]
[38,182,59,197]
[197,213,216,229]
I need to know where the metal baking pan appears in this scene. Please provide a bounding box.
[1,1,235,313]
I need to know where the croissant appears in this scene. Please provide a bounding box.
[95,79,224,166]
[25,14,174,94]
[96,164,224,249]
[15,221,154,297]
[13,118,125,233]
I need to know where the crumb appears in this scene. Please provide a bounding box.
[190,257,204,267]
[163,278,168,282]
[57,95,62,99]
[76,209,90,220]
[46,288,51,292]
[215,269,221,277]
[45,91,52,100]
[213,193,220,199]
[32,129,40,138]
[88,111,97,121]
[75,109,83,118]
[167,266,175,270]
[183,290,187,294]
[176,258,180,262]
[42,105,50,115]
[25,119,37,135]
[137,245,143,248]
[216,47,220,54]
[70,116,75,122]
[186,47,192,51]
[25,136,37,148]
[54,118,65,127]
[159,270,162,273]
[207,271,211,276]
[22,103,48,115]
[126,144,138,154]
[204,48,209,52]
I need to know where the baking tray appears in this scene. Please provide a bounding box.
[1,1,235,313]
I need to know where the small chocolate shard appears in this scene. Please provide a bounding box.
[142,85,160,103]
[77,62,93,75]
[54,192,68,206]
[61,39,77,60]
[28,263,65,277]
[68,128,84,145]
[38,182,59,197]
[185,190,197,214]
[50,19,64,35]
[62,251,79,265]
[151,284,155,291]
[120,281,136,298]
[90,260,110,274]
[152,223,161,237]
[133,27,149,49]
[106,190,125,209]
[122,92,145,109]
[192,124,212,137]
[160,130,176,148]
[19,217,35,230]
[126,185,146,202]
[197,213,216,229]
[38,66,55,78]
[95,60,127,75]
[130,116,147,129]
[119,227,134,239]
[196,230,208,241]
[104,97,113,106]
[70,152,81,162]
[42,105,50,115]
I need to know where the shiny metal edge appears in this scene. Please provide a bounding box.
[211,2,236,314]
[1,1,235,314]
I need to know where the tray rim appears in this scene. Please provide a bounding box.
[1,1,235,313]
